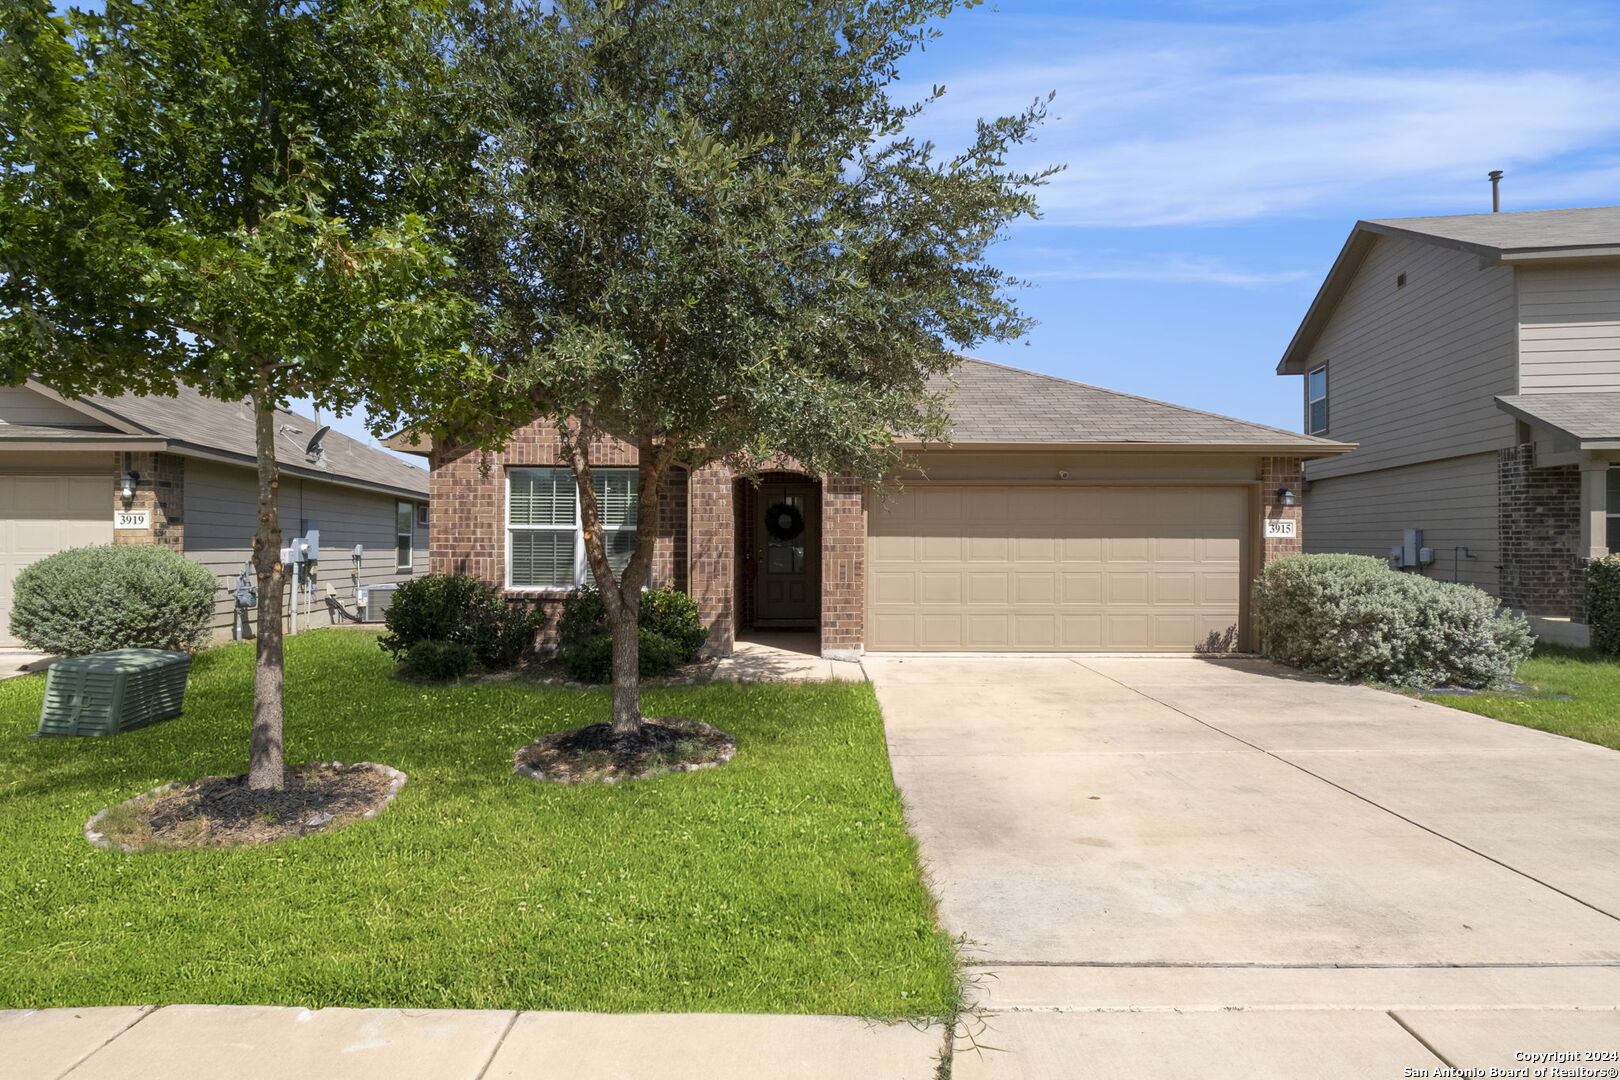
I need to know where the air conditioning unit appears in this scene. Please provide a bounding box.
[359,583,401,623]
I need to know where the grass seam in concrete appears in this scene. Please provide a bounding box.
[1386,1009,1458,1069]
[1071,659,1620,927]
[50,1004,155,1079]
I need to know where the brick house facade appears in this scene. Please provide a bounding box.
[1498,444,1588,622]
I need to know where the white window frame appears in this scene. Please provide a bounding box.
[1607,466,1619,554]
[505,467,639,591]
[395,501,415,572]
[1306,365,1328,435]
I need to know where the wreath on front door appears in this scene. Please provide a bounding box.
[764,501,805,542]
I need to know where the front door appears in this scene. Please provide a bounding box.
[754,481,819,626]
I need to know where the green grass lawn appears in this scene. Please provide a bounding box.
[1422,644,1620,751]
[0,629,957,1016]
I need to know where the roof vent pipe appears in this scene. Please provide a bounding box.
[1488,169,1503,212]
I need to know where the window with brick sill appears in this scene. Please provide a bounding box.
[507,467,639,589]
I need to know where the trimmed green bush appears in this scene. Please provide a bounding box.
[1587,554,1620,655]
[400,639,474,681]
[562,627,687,683]
[10,544,216,656]
[1256,553,1533,689]
[556,586,708,683]
[378,573,539,670]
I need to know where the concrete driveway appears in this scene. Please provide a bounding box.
[868,655,1620,1079]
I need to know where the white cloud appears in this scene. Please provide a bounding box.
[906,2,1620,226]
[1015,251,1312,286]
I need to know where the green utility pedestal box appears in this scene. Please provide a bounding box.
[36,649,190,737]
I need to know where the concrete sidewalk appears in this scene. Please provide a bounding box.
[1,1006,945,1080]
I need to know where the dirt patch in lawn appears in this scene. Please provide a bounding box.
[86,761,407,852]
[514,718,735,785]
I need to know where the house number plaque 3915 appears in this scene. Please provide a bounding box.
[1264,518,1296,538]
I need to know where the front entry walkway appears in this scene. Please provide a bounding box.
[868,655,1620,1078]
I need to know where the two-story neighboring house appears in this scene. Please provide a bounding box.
[1277,205,1620,646]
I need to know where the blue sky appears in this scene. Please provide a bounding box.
[317,0,1620,457]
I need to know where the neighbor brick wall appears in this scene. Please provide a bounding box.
[112,451,184,552]
[1260,456,1304,564]
[820,473,866,654]
[1498,444,1585,619]
[428,423,689,646]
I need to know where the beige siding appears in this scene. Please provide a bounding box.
[1517,264,1620,392]
[1303,453,1500,593]
[183,459,427,638]
[1303,235,1518,482]
[0,387,104,427]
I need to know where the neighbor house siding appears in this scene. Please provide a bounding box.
[1303,452,1500,592]
[1302,234,1519,482]
[0,387,104,427]
[183,458,426,638]
[1516,264,1620,393]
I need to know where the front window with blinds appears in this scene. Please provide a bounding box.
[507,467,640,588]
[396,502,414,571]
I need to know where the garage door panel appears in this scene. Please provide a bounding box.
[966,535,1009,562]
[1014,572,1056,605]
[967,572,1009,604]
[1109,572,1149,603]
[919,614,962,647]
[1062,572,1103,603]
[918,572,962,604]
[1154,572,1197,604]
[0,474,115,647]
[868,484,1248,653]
[1108,537,1151,562]
[966,613,1010,648]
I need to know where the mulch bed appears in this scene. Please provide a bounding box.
[514,717,735,785]
[85,762,407,852]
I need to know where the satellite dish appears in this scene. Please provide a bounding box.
[305,425,331,457]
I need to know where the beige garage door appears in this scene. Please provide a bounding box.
[0,476,114,647]
[868,485,1248,652]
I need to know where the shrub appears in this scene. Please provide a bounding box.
[556,586,708,682]
[378,573,539,670]
[1588,555,1620,655]
[400,639,474,681]
[1255,553,1533,689]
[637,589,709,658]
[10,544,217,656]
[562,627,687,683]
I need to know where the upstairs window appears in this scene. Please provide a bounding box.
[507,467,639,589]
[1306,365,1328,435]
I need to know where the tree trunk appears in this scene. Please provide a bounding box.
[248,383,287,791]
[560,424,678,740]
[608,593,641,736]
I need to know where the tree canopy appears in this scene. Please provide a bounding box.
[0,0,478,787]
[445,0,1056,732]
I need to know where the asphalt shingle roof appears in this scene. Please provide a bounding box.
[73,384,427,497]
[932,358,1347,449]
[1368,206,1620,255]
[1496,392,1620,443]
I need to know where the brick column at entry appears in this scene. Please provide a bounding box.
[819,473,866,659]
[688,463,734,655]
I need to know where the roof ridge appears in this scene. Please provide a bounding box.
[953,355,1335,443]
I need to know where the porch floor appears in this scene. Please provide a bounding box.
[716,631,865,683]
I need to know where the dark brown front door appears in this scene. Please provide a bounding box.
[754,481,819,626]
